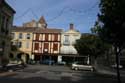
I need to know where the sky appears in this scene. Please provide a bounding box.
[6,0,99,33]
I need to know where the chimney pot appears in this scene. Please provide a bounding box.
[70,23,74,30]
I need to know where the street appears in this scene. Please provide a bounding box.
[0,65,125,83]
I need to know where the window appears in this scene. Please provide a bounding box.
[26,42,29,49]
[44,43,49,52]
[5,18,9,29]
[54,34,58,41]
[44,43,49,49]
[26,33,30,39]
[34,43,39,50]
[0,14,10,34]
[64,35,69,42]
[64,35,70,45]
[1,15,5,32]
[53,43,58,51]
[36,34,39,41]
[19,33,23,39]
[5,18,9,35]
[45,34,48,41]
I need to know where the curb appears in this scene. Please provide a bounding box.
[96,69,125,77]
[96,69,117,76]
[0,72,17,77]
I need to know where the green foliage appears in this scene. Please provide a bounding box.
[91,21,102,34]
[98,0,125,46]
[11,45,18,51]
[74,34,111,58]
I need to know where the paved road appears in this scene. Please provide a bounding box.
[0,65,125,83]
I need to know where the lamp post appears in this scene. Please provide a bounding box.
[87,55,90,65]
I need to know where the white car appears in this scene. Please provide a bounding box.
[111,64,123,69]
[71,61,94,71]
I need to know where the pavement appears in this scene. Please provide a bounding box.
[0,64,125,80]
[96,65,125,77]
[0,71,17,77]
[0,64,25,77]
[0,64,125,83]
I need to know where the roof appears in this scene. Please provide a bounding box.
[23,20,36,27]
[34,28,62,33]
[12,26,36,32]
[38,16,46,24]
[0,0,16,13]
[12,26,62,33]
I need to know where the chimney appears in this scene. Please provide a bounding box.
[70,23,74,30]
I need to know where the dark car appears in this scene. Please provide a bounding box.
[40,59,55,65]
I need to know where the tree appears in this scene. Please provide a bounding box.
[75,34,111,59]
[95,0,125,83]
[11,45,18,51]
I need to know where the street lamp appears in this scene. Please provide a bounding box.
[87,55,90,65]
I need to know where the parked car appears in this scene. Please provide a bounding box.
[111,64,123,69]
[71,61,94,71]
[40,59,55,65]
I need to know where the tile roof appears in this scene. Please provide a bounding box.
[34,28,62,33]
[38,16,46,24]
[12,26,36,32]
[12,26,62,33]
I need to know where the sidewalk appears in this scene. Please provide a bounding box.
[96,65,125,77]
[0,64,21,77]
[0,71,17,77]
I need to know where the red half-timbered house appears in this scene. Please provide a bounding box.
[32,28,62,62]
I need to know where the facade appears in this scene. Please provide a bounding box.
[11,16,46,63]
[32,28,62,63]
[0,0,15,65]
[11,17,83,64]
[60,24,81,63]
[11,27,36,63]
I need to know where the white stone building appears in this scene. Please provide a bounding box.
[59,24,81,63]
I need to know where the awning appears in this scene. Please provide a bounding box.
[60,46,77,55]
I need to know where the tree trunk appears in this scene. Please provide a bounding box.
[93,57,98,71]
[114,46,121,83]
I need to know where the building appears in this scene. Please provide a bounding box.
[0,0,15,65]
[11,16,46,63]
[11,27,36,63]
[23,16,47,28]
[32,28,62,63]
[60,24,81,63]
